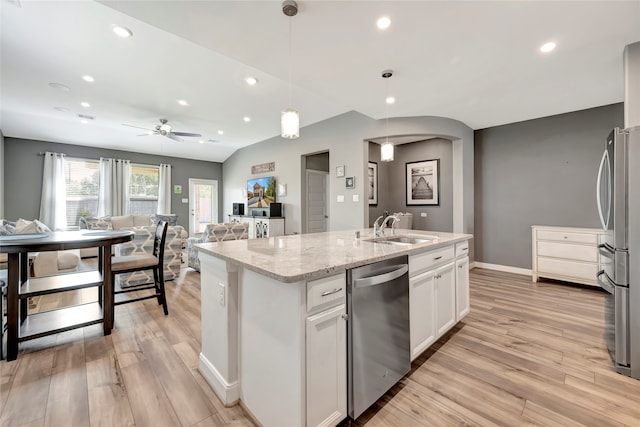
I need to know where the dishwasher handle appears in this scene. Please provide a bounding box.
[353,264,408,288]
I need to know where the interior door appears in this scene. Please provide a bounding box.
[189,179,218,235]
[306,170,328,233]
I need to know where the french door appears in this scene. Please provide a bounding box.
[189,179,218,235]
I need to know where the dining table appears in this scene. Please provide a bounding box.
[0,230,134,360]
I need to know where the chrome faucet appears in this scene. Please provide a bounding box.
[380,214,400,236]
[373,215,385,237]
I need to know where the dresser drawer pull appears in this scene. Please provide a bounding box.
[459,247,468,251]
[321,287,343,297]
[434,256,443,261]
[459,264,463,269]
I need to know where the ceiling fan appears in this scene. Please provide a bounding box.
[121,118,202,142]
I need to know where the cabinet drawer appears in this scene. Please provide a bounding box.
[455,241,469,258]
[537,241,598,262]
[536,230,597,245]
[537,257,598,282]
[307,273,346,313]
[410,246,455,277]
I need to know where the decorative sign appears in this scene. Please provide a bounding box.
[173,184,182,194]
[251,162,275,174]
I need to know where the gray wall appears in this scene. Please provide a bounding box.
[0,129,4,218]
[3,137,223,229]
[474,103,624,269]
[369,138,453,232]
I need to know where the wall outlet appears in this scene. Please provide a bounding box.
[421,212,427,217]
[181,198,188,204]
[218,282,225,307]
[352,194,359,202]
[337,195,345,203]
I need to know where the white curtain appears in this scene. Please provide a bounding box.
[39,152,67,230]
[98,158,131,217]
[157,163,172,214]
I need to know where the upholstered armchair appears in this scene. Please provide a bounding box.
[186,223,248,272]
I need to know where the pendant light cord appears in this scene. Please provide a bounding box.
[288,17,292,108]
[385,76,390,143]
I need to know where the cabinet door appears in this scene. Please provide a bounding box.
[456,257,470,321]
[306,304,347,427]
[435,262,456,337]
[409,270,436,361]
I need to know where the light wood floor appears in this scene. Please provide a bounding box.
[2,268,640,427]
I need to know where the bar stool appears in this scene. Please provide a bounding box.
[110,221,169,320]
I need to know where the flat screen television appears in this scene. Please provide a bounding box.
[247,176,276,208]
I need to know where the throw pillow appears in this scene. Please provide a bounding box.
[34,219,52,233]
[153,214,178,226]
[80,216,112,230]
[111,215,134,230]
[15,218,38,234]
[0,220,16,235]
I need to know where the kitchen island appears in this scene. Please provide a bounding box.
[197,228,472,427]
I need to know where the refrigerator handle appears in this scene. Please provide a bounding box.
[596,150,610,230]
[597,269,615,294]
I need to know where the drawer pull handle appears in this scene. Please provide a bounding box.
[460,247,468,251]
[459,265,463,269]
[321,287,343,297]
[341,314,349,320]
[564,236,568,239]
[434,256,443,261]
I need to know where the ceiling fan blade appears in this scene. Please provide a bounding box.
[122,123,154,131]
[167,134,183,142]
[172,132,202,137]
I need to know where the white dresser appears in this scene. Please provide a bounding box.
[229,215,285,239]
[531,225,606,287]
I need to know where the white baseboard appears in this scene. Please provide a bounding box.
[199,353,240,406]
[471,261,532,276]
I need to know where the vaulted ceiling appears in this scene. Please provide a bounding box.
[1,0,639,162]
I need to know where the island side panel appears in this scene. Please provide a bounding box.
[240,269,306,427]
[199,253,240,404]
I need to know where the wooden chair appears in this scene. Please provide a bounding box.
[111,221,169,318]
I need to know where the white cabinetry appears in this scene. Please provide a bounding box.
[456,257,470,320]
[305,274,347,427]
[229,216,285,239]
[409,244,461,361]
[532,226,605,287]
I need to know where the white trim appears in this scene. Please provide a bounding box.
[471,261,532,276]
[199,352,240,405]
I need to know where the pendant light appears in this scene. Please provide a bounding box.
[281,0,299,139]
[381,69,394,162]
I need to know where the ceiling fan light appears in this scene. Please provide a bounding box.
[381,141,394,162]
[281,109,299,139]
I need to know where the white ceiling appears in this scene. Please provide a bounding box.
[1,0,639,162]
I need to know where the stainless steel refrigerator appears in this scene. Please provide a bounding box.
[596,125,640,379]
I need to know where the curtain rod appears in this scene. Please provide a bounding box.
[37,152,172,166]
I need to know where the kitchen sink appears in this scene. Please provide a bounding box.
[364,234,437,246]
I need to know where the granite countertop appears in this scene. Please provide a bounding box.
[197,228,472,283]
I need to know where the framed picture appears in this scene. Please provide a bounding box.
[406,159,439,206]
[345,176,355,189]
[368,161,377,205]
[173,184,182,194]
[336,165,345,177]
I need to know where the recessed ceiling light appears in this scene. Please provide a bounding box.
[199,140,204,144]
[386,96,396,104]
[112,25,133,38]
[540,41,556,53]
[80,119,89,124]
[82,75,94,83]
[218,130,224,135]
[177,99,189,106]
[245,77,258,86]
[377,17,391,30]
[53,106,70,113]
[48,82,70,91]
[80,102,91,108]
[243,116,251,122]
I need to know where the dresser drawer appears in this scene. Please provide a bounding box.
[537,241,598,263]
[536,230,597,245]
[537,257,598,282]
[409,245,455,277]
[455,241,469,258]
[307,273,346,313]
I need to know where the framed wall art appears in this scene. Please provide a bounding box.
[345,176,355,189]
[406,159,439,206]
[368,161,377,205]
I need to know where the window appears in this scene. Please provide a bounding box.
[64,158,100,227]
[130,164,159,215]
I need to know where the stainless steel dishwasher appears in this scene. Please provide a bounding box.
[347,255,410,420]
